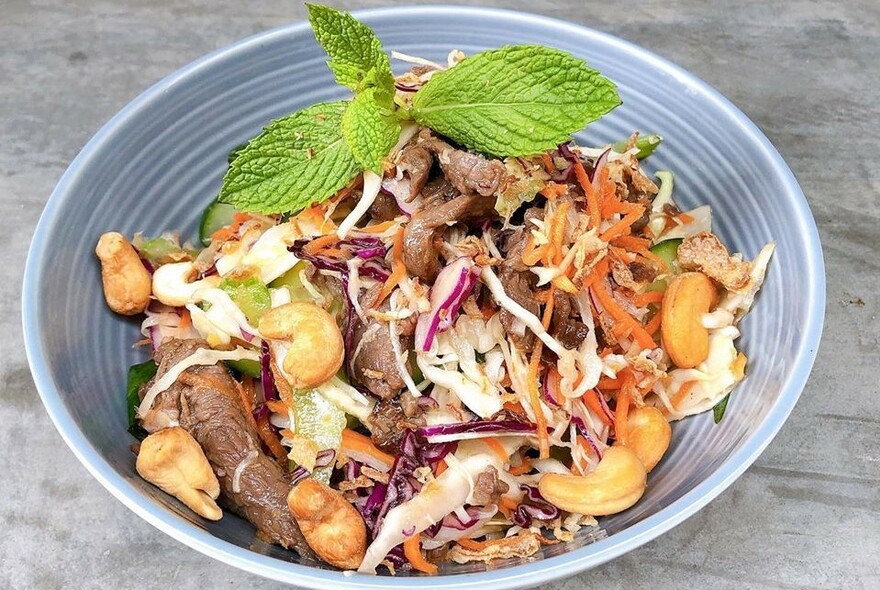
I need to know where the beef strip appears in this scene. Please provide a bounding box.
[496,218,542,350]
[550,292,590,350]
[364,395,425,452]
[418,131,505,197]
[396,144,433,201]
[470,466,510,506]
[144,339,315,559]
[402,192,497,282]
[349,284,412,398]
[368,191,400,222]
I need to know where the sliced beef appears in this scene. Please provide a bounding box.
[497,223,542,350]
[550,292,590,350]
[402,192,497,282]
[349,284,412,399]
[144,339,315,559]
[368,191,400,222]
[419,132,505,197]
[396,144,433,201]
[364,395,425,452]
[471,466,510,506]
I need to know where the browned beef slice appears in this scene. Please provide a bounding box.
[419,133,505,197]
[146,339,315,559]
[349,285,412,399]
[471,466,510,506]
[396,144,433,201]
[550,292,590,350]
[368,191,400,222]
[365,396,425,452]
[403,192,497,282]
[497,226,541,350]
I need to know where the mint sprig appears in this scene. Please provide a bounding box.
[219,102,360,214]
[411,45,620,156]
[219,4,623,215]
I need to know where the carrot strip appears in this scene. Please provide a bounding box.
[552,275,579,294]
[574,159,601,229]
[456,538,485,551]
[582,389,614,426]
[677,212,695,224]
[341,428,395,467]
[265,399,288,414]
[600,204,646,242]
[579,257,610,290]
[591,283,657,349]
[508,458,533,476]
[611,235,651,251]
[521,234,547,266]
[304,234,339,255]
[644,311,663,336]
[549,201,570,265]
[540,181,568,200]
[178,308,191,330]
[503,400,526,415]
[542,153,555,174]
[483,438,510,463]
[615,374,634,445]
[636,248,669,273]
[255,410,288,460]
[374,227,406,307]
[597,376,620,389]
[634,291,665,306]
[434,459,448,477]
[528,346,549,459]
[359,220,397,234]
[499,495,520,513]
[672,380,698,409]
[403,536,437,575]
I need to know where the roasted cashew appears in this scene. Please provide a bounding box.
[259,302,344,389]
[151,261,221,307]
[288,479,366,569]
[661,271,718,368]
[95,232,151,315]
[538,446,647,516]
[135,427,222,520]
[622,406,672,472]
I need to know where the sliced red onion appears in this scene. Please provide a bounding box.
[589,148,611,186]
[414,257,478,351]
[381,177,423,216]
[542,373,560,407]
[570,415,603,460]
[513,484,560,528]
[315,449,336,468]
[260,340,277,401]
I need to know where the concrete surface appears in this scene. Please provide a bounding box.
[2,0,879,588]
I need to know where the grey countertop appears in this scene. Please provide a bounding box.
[2,1,878,588]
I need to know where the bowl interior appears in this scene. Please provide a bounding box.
[24,6,823,588]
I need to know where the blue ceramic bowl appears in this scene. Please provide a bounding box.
[23,6,824,588]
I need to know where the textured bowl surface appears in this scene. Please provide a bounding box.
[23,6,824,589]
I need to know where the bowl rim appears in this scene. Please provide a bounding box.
[22,5,825,588]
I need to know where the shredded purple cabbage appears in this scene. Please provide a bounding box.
[417,419,537,442]
[569,415,604,460]
[513,484,560,528]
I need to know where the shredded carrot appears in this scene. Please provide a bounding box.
[634,291,665,306]
[644,311,663,336]
[359,220,398,234]
[552,275,579,294]
[574,159,601,229]
[527,346,549,460]
[403,536,437,575]
[521,233,547,266]
[374,227,406,307]
[483,438,510,464]
[597,376,620,389]
[255,410,288,460]
[341,428,395,467]
[434,459,448,477]
[319,247,348,259]
[178,308,191,330]
[582,389,613,426]
[540,181,568,200]
[542,288,556,329]
[600,195,629,218]
[541,153,555,174]
[499,495,520,513]
[579,257,610,290]
[456,538,485,551]
[303,234,339,255]
[615,373,634,445]
[548,201,571,265]
[508,458,533,476]
[265,399,288,414]
[671,380,698,409]
[677,212,695,224]
[731,352,748,380]
[503,400,526,415]
[591,283,656,349]
[611,235,651,251]
[599,203,646,242]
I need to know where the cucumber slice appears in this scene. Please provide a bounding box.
[646,238,683,292]
[225,359,261,378]
[199,198,239,246]
[269,263,316,304]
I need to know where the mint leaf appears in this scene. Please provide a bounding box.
[127,359,157,437]
[342,88,401,173]
[307,3,394,93]
[411,45,621,157]
[219,102,360,215]
[713,393,731,424]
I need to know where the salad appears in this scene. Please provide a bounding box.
[94,4,774,574]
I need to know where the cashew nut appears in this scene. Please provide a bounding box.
[538,446,647,516]
[151,261,221,307]
[135,427,222,520]
[259,302,344,389]
[95,232,151,315]
[622,406,671,472]
[661,271,718,368]
[288,479,366,569]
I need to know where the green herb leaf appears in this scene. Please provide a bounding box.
[411,45,621,157]
[219,102,360,215]
[612,133,663,160]
[713,393,731,424]
[219,277,271,325]
[127,360,158,438]
[342,88,401,173]
[306,3,394,93]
